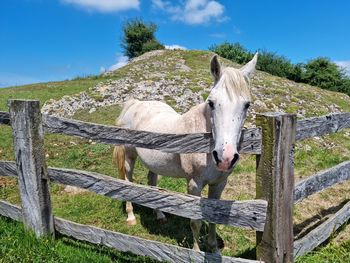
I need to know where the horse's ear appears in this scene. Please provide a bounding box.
[210,55,221,82]
[240,52,258,79]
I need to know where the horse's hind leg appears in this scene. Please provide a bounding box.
[125,157,136,226]
[113,146,137,226]
[147,171,167,223]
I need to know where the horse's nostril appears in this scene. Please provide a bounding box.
[230,153,240,169]
[212,150,220,165]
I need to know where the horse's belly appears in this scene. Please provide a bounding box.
[136,148,186,178]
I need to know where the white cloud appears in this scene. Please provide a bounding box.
[152,0,226,25]
[335,61,350,76]
[61,0,140,13]
[164,44,187,50]
[104,55,129,72]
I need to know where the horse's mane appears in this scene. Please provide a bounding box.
[220,67,251,101]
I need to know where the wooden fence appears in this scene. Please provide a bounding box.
[0,99,350,263]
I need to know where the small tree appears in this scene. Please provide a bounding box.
[121,19,164,58]
[301,57,344,89]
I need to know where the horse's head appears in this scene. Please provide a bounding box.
[207,53,258,172]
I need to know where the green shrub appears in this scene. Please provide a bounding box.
[256,50,295,79]
[141,39,165,54]
[209,42,252,64]
[209,42,350,96]
[301,57,344,89]
[121,18,164,59]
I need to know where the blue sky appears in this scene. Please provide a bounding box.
[1,0,349,87]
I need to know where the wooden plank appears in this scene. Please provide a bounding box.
[0,111,10,125]
[55,218,259,263]
[256,112,296,263]
[0,160,17,177]
[294,160,350,203]
[2,110,350,153]
[0,200,261,263]
[42,112,350,148]
[0,200,22,221]
[0,160,267,231]
[0,110,260,153]
[9,100,54,237]
[296,112,350,140]
[239,127,261,154]
[2,111,350,148]
[42,114,261,154]
[294,201,350,257]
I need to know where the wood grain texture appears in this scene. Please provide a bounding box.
[0,200,22,221]
[0,200,262,263]
[0,111,10,125]
[0,160,267,231]
[0,110,261,153]
[296,112,350,140]
[9,100,54,237]
[0,160,17,177]
[42,114,261,154]
[294,201,350,257]
[55,218,260,263]
[2,110,350,152]
[294,161,350,203]
[256,112,296,263]
[38,112,350,152]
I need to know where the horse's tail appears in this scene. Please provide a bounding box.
[113,145,126,180]
[113,112,127,180]
[113,99,139,180]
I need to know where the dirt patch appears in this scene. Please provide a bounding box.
[0,177,16,187]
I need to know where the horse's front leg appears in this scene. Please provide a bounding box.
[207,179,227,253]
[187,178,203,252]
[147,171,167,222]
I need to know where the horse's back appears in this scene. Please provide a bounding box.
[117,99,180,132]
[117,99,187,177]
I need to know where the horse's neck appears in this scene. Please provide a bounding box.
[178,103,211,133]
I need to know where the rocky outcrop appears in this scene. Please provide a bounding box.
[42,50,350,127]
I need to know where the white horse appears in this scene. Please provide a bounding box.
[113,53,258,252]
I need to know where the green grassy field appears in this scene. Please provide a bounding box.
[1,50,350,262]
[0,216,155,263]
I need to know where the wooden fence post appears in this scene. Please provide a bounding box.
[9,99,54,237]
[256,112,296,263]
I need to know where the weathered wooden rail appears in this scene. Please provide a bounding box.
[0,200,255,263]
[294,160,350,204]
[1,111,350,154]
[0,160,267,231]
[1,100,350,263]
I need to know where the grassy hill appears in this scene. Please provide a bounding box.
[1,50,350,262]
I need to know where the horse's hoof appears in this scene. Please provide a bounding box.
[193,244,201,252]
[126,218,137,226]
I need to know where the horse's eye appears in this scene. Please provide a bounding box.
[208,100,214,109]
[244,102,251,110]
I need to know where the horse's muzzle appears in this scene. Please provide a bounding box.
[212,151,240,171]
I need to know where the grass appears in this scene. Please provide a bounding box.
[2,214,350,263]
[296,240,350,263]
[1,49,350,262]
[0,77,103,111]
[0,216,155,263]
